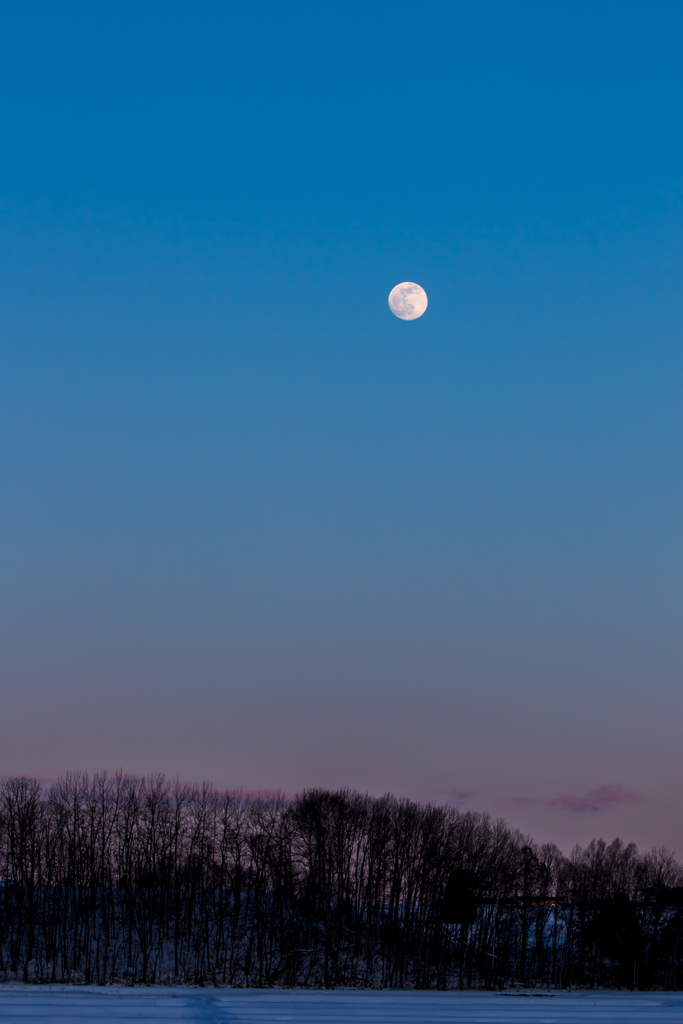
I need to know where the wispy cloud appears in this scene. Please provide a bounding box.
[449,788,475,801]
[547,794,601,812]
[439,787,476,808]
[588,784,641,806]
[548,784,642,813]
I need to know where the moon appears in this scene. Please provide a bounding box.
[388,281,428,320]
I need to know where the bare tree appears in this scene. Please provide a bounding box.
[1,774,682,988]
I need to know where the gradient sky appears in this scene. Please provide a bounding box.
[2,1,683,853]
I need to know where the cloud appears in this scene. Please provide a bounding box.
[449,788,475,801]
[439,788,476,808]
[548,794,601,813]
[587,784,641,806]
[548,784,642,813]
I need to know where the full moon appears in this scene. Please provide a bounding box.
[388,281,428,320]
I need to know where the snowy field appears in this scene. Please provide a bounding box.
[0,988,682,1024]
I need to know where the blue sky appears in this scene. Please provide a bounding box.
[1,0,683,851]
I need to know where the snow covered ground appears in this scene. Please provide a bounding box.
[0,988,682,1024]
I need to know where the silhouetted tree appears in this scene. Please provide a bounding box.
[1,774,682,988]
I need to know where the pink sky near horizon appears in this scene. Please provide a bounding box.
[1,758,677,858]
[2,607,681,857]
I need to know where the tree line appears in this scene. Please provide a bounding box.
[1,772,682,989]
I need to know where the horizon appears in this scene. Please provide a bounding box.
[0,768,674,860]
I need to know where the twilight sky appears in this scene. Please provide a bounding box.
[1,0,683,853]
